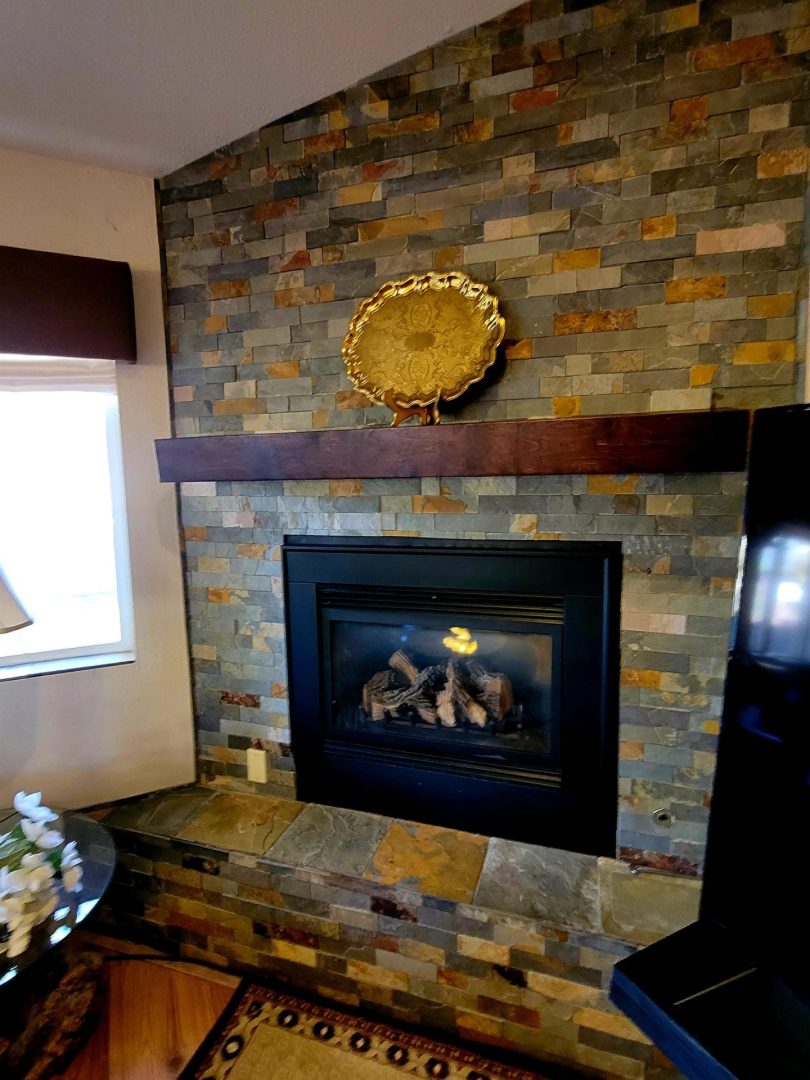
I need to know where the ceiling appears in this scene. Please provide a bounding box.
[0,0,513,178]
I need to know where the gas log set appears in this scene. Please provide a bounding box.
[361,649,516,732]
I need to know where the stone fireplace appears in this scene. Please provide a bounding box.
[284,535,621,853]
[144,0,810,1073]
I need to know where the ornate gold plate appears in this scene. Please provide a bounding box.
[342,271,505,425]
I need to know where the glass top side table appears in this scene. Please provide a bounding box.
[0,812,116,986]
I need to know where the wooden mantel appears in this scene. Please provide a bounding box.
[155,410,750,483]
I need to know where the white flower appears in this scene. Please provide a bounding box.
[19,853,55,893]
[61,841,81,868]
[13,792,58,825]
[0,866,28,894]
[7,926,31,957]
[62,864,83,893]
[20,818,63,850]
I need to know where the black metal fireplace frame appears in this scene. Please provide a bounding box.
[283,535,621,855]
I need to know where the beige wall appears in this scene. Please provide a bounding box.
[0,146,195,807]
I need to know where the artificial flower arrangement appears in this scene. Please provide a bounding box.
[0,792,83,960]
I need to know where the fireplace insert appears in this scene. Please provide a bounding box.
[283,536,621,854]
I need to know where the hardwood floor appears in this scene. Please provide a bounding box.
[57,938,238,1080]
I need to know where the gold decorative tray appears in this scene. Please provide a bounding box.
[342,271,505,425]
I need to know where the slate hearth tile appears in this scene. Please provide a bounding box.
[102,786,214,837]
[265,803,390,876]
[474,838,600,933]
[177,792,304,855]
[364,819,488,904]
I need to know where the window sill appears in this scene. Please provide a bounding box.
[0,652,135,683]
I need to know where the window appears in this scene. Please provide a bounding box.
[0,355,134,676]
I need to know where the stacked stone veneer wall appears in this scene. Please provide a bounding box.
[161,0,809,873]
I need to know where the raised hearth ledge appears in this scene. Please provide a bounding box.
[155,409,750,483]
[95,786,700,948]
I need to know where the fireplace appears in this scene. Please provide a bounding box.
[283,536,621,855]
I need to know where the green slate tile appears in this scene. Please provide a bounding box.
[101,787,214,838]
[265,803,391,876]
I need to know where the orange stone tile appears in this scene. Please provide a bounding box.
[692,33,774,71]
[557,121,574,145]
[206,279,251,300]
[747,293,795,318]
[554,309,637,335]
[511,85,560,112]
[213,399,266,415]
[204,315,228,333]
[438,967,467,989]
[588,475,638,494]
[505,338,532,359]
[322,245,345,264]
[663,3,699,31]
[477,997,540,1029]
[642,215,676,240]
[413,494,467,513]
[534,57,577,87]
[671,95,708,125]
[510,513,539,534]
[621,669,661,689]
[362,157,409,181]
[696,222,785,254]
[552,248,600,272]
[364,820,488,903]
[457,936,511,965]
[358,211,443,241]
[665,276,726,303]
[368,112,440,140]
[433,245,463,269]
[303,131,345,155]
[620,741,645,760]
[207,155,241,179]
[208,588,232,604]
[312,409,330,429]
[757,148,808,178]
[184,526,207,542]
[275,283,335,308]
[253,197,300,222]
[690,363,719,387]
[279,250,311,272]
[265,360,300,378]
[336,389,371,410]
[456,118,494,143]
[338,181,380,206]
[329,479,363,496]
[553,395,581,417]
[733,340,796,364]
[237,544,268,559]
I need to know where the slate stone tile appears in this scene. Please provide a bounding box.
[178,792,305,855]
[475,838,601,933]
[364,820,489,904]
[102,787,214,838]
[265,803,391,876]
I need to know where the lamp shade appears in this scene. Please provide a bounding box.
[0,567,32,633]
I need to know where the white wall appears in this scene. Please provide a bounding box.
[0,147,195,807]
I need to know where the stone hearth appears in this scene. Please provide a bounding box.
[96,786,699,1078]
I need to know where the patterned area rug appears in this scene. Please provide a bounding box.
[181,983,550,1080]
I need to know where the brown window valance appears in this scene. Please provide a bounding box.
[0,245,136,362]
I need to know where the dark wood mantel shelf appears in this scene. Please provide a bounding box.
[155,409,750,483]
